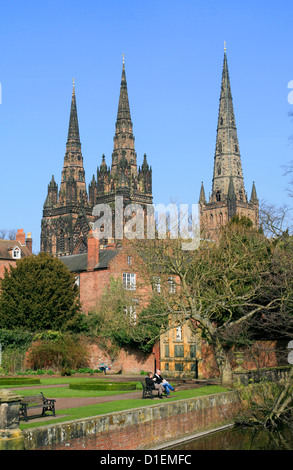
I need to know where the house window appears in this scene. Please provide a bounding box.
[127,256,132,266]
[12,246,21,259]
[165,363,169,371]
[175,363,184,372]
[164,345,170,358]
[75,275,80,287]
[168,276,176,294]
[174,345,184,357]
[190,345,196,358]
[124,305,137,324]
[123,273,136,290]
[153,276,161,293]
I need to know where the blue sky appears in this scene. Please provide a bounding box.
[1,0,293,253]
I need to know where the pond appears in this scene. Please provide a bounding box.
[165,423,293,450]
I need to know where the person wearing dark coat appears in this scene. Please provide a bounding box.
[145,372,164,398]
[153,369,175,397]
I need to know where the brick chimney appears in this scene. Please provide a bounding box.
[16,229,25,245]
[87,230,100,271]
[25,232,33,254]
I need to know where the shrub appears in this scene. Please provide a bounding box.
[69,381,137,391]
[26,334,89,371]
[0,377,40,386]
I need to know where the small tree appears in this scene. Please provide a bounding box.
[0,252,82,331]
[87,277,168,353]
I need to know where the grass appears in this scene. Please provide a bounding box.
[18,384,228,430]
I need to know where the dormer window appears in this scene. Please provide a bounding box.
[12,246,21,259]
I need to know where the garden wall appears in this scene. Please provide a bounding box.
[22,385,272,450]
[86,341,159,375]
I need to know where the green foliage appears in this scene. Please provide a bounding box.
[0,252,82,332]
[69,381,137,391]
[0,377,40,385]
[26,334,89,371]
[0,328,34,352]
[87,279,168,353]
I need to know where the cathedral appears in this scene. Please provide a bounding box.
[41,48,259,256]
[41,57,152,256]
[199,45,259,236]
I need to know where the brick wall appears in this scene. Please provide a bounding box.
[87,341,157,374]
[23,390,244,450]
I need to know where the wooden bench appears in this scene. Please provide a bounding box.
[19,392,56,422]
[140,379,164,399]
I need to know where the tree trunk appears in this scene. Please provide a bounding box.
[213,335,233,388]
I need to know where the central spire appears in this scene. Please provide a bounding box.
[211,44,246,203]
[111,55,137,174]
[67,78,80,145]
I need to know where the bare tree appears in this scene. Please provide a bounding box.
[259,200,292,237]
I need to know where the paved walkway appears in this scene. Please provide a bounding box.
[13,375,219,423]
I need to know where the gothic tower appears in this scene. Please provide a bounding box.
[41,57,153,255]
[88,56,153,238]
[199,45,259,236]
[41,80,95,256]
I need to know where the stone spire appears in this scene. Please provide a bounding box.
[111,55,137,175]
[59,80,87,204]
[67,78,80,144]
[250,181,258,204]
[199,181,207,204]
[198,45,259,235]
[211,45,246,204]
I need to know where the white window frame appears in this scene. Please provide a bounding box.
[168,276,176,294]
[12,246,21,259]
[123,272,136,291]
[124,304,137,325]
[153,276,161,293]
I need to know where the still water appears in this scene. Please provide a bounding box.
[166,424,293,450]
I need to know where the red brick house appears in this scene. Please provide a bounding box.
[0,229,33,278]
[61,232,148,314]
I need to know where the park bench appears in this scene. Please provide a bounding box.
[19,392,56,422]
[140,379,165,399]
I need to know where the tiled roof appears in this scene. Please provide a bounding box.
[0,240,31,260]
[60,249,119,272]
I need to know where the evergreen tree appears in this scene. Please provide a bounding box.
[0,252,81,331]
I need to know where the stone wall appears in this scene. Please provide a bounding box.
[22,388,266,450]
[233,366,291,388]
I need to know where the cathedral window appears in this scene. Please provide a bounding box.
[216,190,221,202]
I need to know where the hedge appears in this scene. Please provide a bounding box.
[0,377,41,386]
[69,381,137,391]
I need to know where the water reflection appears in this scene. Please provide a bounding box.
[167,424,293,450]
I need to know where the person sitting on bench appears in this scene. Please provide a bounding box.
[145,372,164,399]
[154,369,175,397]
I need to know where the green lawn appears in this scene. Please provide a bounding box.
[18,384,228,430]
